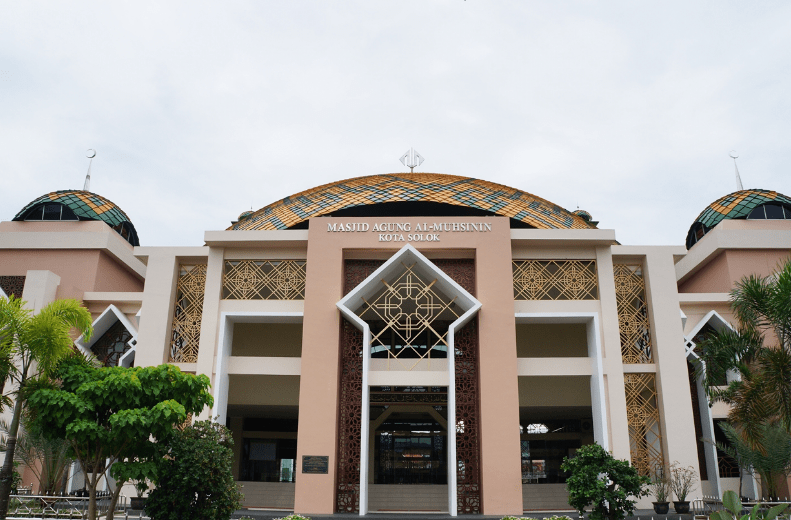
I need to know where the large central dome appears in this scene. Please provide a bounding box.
[230,173,595,231]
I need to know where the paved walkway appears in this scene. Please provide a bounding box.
[229,511,696,520]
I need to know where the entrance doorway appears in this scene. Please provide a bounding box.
[368,386,449,512]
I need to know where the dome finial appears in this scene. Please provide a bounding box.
[399,148,424,173]
[84,149,96,191]
[729,150,743,191]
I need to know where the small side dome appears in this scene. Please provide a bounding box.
[13,190,139,246]
[238,210,253,221]
[573,209,592,222]
[686,189,791,249]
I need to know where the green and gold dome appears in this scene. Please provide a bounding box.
[686,189,791,249]
[13,190,139,246]
[230,173,595,231]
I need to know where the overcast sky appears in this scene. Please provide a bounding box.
[2,1,790,247]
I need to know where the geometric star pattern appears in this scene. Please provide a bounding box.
[614,264,653,364]
[222,260,306,300]
[169,264,207,363]
[624,373,663,477]
[228,173,596,231]
[90,320,133,367]
[336,259,480,514]
[0,276,26,299]
[512,260,598,300]
[356,262,461,371]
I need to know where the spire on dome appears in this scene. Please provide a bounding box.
[84,149,96,191]
[730,151,743,191]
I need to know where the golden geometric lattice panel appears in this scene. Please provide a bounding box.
[169,264,207,363]
[357,262,460,371]
[614,264,653,363]
[222,260,306,300]
[625,373,663,477]
[513,260,598,300]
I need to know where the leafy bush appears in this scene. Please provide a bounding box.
[501,516,574,520]
[145,420,243,520]
[561,443,648,520]
[711,490,788,520]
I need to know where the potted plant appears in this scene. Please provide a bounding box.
[670,462,697,514]
[650,464,672,514]
[129,478,150,510]
[110,459,156,511]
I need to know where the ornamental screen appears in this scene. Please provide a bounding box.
[356,262,463,371]
[624,373,663,477]
[337,259,481,514]
[0,276,25,299]
[91,320,133,367]
[222,260,306,300]
[169,264,207,363]
[512,260,598,300]
[614,264,653,363]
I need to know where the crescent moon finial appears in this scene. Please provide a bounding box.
[729,150,738,159]
[87,149,96,159]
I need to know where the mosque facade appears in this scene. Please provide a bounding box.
[1,174,790,515]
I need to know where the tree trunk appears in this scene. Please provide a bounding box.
[87,471,98,520]
[105,483,123,520]
[0,385,26,518]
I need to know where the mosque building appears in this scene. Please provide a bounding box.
[1,170,790,515]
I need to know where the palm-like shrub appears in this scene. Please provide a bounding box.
[0,417,74,495]
[0,297,92,515]
[715,422,791,499]
[698,259,791,447]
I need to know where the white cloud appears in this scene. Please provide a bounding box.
[1,1,789,246]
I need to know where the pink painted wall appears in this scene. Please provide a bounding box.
[294,216,522,515]
[679,250,791,293]
[0,249,143,300]
[94,250,145,292]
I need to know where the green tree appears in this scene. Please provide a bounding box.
[145,420,243,520]
[698,258,791,447]
[25,355,213,520]
[561,443,649,520]
[0,296,92,517]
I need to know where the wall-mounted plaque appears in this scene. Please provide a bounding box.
[302,455,329,474]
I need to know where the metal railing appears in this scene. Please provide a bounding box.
[692,495,791,519]
[6,492,127,519]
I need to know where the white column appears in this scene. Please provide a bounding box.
[587,315,610,451]
[359,325,371,515]
[211,314,234,425]
[694,365,722,497]
[447,326,458,516]
[196,248,224,420]
[21,270,60,313]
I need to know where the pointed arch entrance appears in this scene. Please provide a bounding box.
[336,245,482,515]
